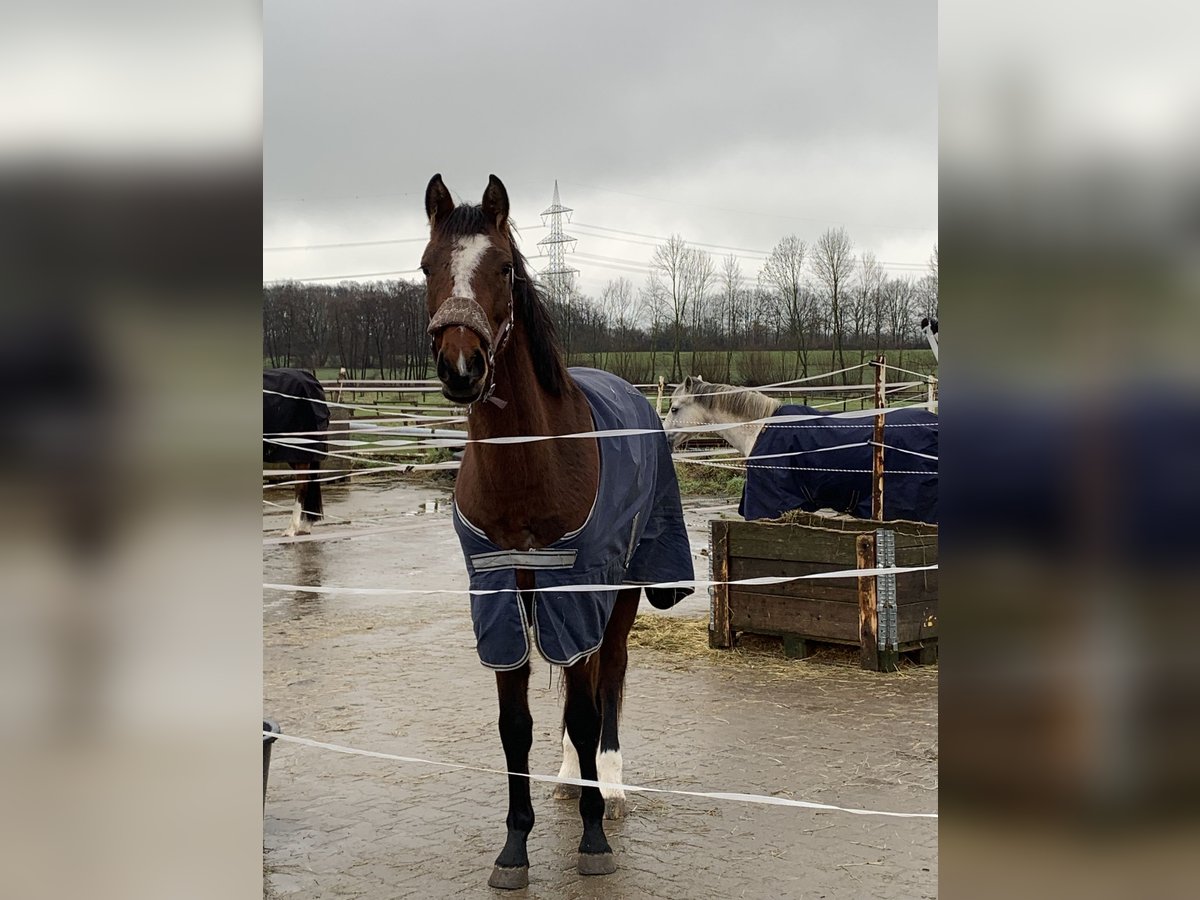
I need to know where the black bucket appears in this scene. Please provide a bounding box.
[263,719,281,806]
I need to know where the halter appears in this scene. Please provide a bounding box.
[427,269,518,412]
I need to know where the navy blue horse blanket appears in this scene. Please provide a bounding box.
[263,368,329,464]
[453,368,695,670]
[739,405,938,524]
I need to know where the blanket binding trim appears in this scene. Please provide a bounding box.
[470,549,579,570]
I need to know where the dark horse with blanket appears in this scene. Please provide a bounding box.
[263,368,328,536]
[422,175,694,889]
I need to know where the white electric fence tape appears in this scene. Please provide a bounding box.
[266,404,933,451]
[263,563,937,597]
[264,730,937,820]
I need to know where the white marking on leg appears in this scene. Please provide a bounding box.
[596,749,624,802]
[283,498,302,537]
[449,234,492,300]
[557,729,581,782]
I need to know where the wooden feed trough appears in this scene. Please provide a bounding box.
[708,511,937,671]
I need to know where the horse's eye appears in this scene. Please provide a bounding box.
[669,406,678,414]
[420,266,430,276]
[501,263,513,276]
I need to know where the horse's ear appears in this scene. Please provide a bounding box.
[482,174,509,231]
[425,174,454,229]
[683,375,696,390]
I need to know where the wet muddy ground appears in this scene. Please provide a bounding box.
[264,481,937,899]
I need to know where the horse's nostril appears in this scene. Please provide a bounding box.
[436,348,486,393]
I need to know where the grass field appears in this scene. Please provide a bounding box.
[302,347,935,386]
[264,347,936,481]
[288,347,936,414]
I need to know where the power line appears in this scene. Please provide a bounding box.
[264,237,429,252]
[573,254,656,275]
[574,222,769,257]
[263,224,549,253]
[263,222,929,274]
[264,190,419,204]
[263,267,423,284]
[263,253,551,285]
[572,222,930,270]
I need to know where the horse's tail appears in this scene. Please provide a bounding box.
[300,471,323,524]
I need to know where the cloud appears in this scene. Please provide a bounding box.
[264,0,937,294]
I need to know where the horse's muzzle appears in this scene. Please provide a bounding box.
[436,347,487,403]
[428,295,495,403]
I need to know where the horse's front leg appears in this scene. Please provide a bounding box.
[564,660,617,876]
[489,662,533,890]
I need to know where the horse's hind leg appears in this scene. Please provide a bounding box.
[489,662,534,890]
[298,460,323,532]
[595,587,640,820]
[554,587,640,810]
[283,464,304,537]
[564,657,617,876]
[553,720,581,800]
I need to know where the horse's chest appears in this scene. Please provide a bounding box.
[455,471,595,549]
[451,500,577,550]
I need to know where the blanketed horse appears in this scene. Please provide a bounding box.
[664,376,938,524]
[422,174,694,889]
[263,367,328,536]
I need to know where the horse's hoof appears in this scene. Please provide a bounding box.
[577,851,617,876]
[604,796,627,820]
[552,783,580,800]
[488,865,529,890]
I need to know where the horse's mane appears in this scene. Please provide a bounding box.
[434,205,570,397]
[684,380,781,421]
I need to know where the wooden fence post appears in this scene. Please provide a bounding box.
[708,520,734,649]
[856,532,879,670]
[871,355,886,521]
[656,376,666,414]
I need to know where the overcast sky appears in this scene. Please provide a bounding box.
[264,0,937,297]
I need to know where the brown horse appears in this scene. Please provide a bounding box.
[422,174,692,889]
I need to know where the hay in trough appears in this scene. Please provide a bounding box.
[627,613,936,681]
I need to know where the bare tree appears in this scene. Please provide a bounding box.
[598,278,632,371]
[758,235,810,378]
[854,251,885,362]
[639,272,669,379]
[885,276,917,348]
[684,248,715,376]
[604,277,651,382]
[717,254,743,377]
[651,235,697,381]
[812,227,855,382]
[919,244,939,322]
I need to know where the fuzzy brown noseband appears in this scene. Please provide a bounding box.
[427,295,496,348]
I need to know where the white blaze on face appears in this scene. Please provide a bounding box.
[449,234,492,300]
